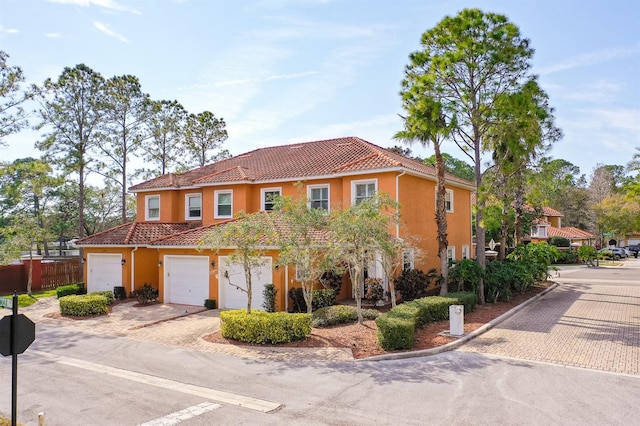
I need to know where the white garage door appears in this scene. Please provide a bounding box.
[87,253,122,293]
[219,256,271,310]
[164,256,210,306]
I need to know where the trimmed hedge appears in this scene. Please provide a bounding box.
[375,292,477,351]
[59,294,108,316]
[89,291,114,305]
[312,305,380,327]
[220,310,312,344]
[56,283,85,298]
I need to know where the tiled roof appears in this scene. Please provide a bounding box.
[76,222,202,246]
[548,226,595,240]
[542,206,563,217]
[129,136,473,191]
[151,211,332,247]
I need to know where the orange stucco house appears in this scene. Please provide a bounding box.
[76,137,474,311]
[529,206,595,246]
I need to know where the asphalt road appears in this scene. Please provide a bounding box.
[1,260,639,425]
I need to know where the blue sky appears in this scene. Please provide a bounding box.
[1,0,639,182]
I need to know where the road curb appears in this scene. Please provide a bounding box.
[359,283,560,362]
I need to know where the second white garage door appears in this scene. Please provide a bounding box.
[164,256,210,306]
[87,253,122,293]
[219,256,271,310]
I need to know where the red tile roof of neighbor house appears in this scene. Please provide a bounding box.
[548,226,595,239]
[76,222,201,246]
[129,136,474,192]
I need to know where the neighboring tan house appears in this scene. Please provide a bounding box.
[529,206,595,246]
[76,137,474,311]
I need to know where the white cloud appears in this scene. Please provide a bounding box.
[47,0,141,14]
[45,32,63,38]
[0,25,19,35]
[93,21,129,42]
[539,44,640,75]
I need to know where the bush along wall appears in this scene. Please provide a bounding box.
[375,292,477,351]
[59,294,108,316]
[220,310,312,344]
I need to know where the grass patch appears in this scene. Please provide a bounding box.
[1,289,58,308]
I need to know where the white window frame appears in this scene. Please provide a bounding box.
[145,195,160,221]
[402,248,414,271]
[214,190,233,219]
[351,179,377,205]
[261,187,281,211]
[185,193,202,220]
[445,189,454,213]
[447,246,456,263]
[307,184,330,211]
[462,245,470,260]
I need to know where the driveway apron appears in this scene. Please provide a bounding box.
[458,259,640,375]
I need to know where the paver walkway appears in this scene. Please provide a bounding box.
[459,259,640,375]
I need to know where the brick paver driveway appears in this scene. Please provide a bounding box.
[459,258,640,375]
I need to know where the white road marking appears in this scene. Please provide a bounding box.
[138,402,221,426]
[29,350,281,413]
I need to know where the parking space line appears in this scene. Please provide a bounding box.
[29,350,282,413]
[138,402,221,426]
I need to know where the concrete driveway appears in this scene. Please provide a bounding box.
[459,258,640,375]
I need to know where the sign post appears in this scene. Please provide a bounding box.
[0,292,36,426]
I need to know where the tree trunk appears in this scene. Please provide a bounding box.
[498,204,509,260]
[474,135,486,304]
[435,146,449,296]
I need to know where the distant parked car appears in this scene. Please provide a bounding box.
[626,245,639,258]
[597,248,627,260]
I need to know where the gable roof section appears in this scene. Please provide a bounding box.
[76,222,201,246]
[129,136,473,191]
[548,226,595,240]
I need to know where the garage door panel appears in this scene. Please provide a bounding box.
[219,257,271,310]
[88,254,122,293]
[165,256,209,306]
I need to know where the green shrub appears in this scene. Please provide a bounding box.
[220,310,312,344]
[204,299,217,309]
[394,268,438,302]
[447,291,477,313]
[411,296,456,325]
[59,294,108,316]
[448,259,484,293]
[375,314,415,350]
[133,283,158,304]
[262,284,277,312]
[288,288,337,312]
[484,261,513,302]
[89,291,114,305]
[312,305,380,327]
[57,284,83,298]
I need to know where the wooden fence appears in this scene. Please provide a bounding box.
[0,258,81,295]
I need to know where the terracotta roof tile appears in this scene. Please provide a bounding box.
[548,226,595,239]
[129,137,473,191]
[76,222,202,246]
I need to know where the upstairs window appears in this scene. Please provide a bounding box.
[215,190,233,218]
[146,195,160,221]
[445,189,454,213]
[261,187,281,211]
[352,180,377,205]
[308,185,329,211]
[186,194,202,220]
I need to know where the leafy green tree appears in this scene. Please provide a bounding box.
[83,183,132,235]
[395,94,453,295]
[183,111,229,168]
[0,213,54,295]
[624,147,640,201]
[200,212,274,313]
[424,153,474,182]
[97,75,150,223]
[593,194,640,241]
[328,194,398,323]
[0,51,31,146]
[271,185,333,314]
[0,157,61,255]
[35,64,106,239]
[386,145,423,161]
[400,8,535,302]
[47,183,79,254]
[140,99,187,177]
